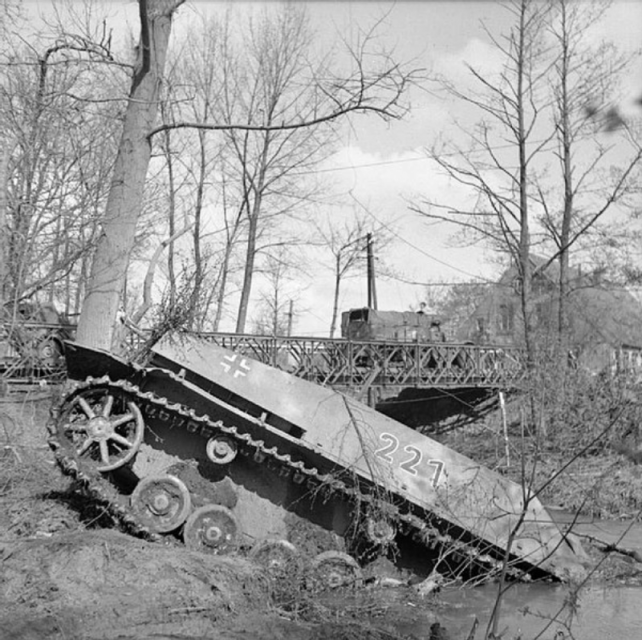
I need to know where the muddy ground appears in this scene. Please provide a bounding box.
[1,393,640,640]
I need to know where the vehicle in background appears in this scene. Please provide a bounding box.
[1,302,75,374]
[341,307,447,342]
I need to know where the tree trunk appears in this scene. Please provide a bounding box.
[162,126,177,310]
[514,0,539,439]
[212,173,240,332]
[557,0,573,358]
[0,140,8,309]
[190,128,207,326]
[235,193,261,334]
[76,0,183,351]
[235,138,269,334]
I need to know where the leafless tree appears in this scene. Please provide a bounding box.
[412,0,641,364]
[157,5,420,335]
[535,0,642,353]
[210,5,344,334]
[72,0,419,350]
[0,3,124,318]
[409,3,641,634]
[251,249,299,337]
[157,13,246,332]
[314,210,390,338]
[0,1,16,309]
[75,0,186,349]
[412,0,552,364]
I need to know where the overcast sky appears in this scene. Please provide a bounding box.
[24,1,642,335]
[289,1,642,334]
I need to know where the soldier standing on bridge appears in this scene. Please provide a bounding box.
[429,320,446,342]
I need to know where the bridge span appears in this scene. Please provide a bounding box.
[2,323,527,405]
[190,332,526,404]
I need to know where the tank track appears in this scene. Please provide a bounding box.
[47,374,524,580]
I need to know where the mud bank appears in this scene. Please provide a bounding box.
[0,529,441,640]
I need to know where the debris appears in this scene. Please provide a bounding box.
[413,572,445,597]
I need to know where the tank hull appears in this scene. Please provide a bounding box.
[51,332,587,582]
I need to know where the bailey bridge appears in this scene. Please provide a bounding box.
[189,331,526,405]
[1,323,525,402]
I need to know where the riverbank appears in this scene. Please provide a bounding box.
[1,395,435,640]
[437,404,642,522]
[2,392,641,640]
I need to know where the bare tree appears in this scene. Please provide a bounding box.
[69,0,418,349]
[0,134,9,311]
[0,6,123,317]
[314,210,385,338]
[161,27,224,326]
[159,15,245,332]
[151,5,420,336]
[215,5,341,334]
[537,0,642,353]
[0,0,14,309]
[412,0,552,364]
[75,0,186,350]
[412,0,640,362]
[251,249,299,337]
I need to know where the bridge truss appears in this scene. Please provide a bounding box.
[2,324,526,401]
[194,332,526,401]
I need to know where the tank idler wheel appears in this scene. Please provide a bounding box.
[130,474,192,533]
[249,539,302,574]
[365,517,396,545]
[206,435,238,465]
[311,551,363,589]
[183,505,239,554]
[56,386,145,472]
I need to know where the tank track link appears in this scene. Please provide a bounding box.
[47,375,523,580]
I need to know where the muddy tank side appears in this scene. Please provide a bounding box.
[150,332,586,581]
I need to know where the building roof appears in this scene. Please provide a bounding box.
[457,256,642,348]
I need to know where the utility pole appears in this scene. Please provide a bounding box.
[366,232,378,310]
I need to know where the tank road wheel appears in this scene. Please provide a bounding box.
[311,551,363,589]
[36,336,64,371]
[130,475,192,533]
[183,505,239,555]
[206,435,238,465]
[249,539,302,574]
[56,386,145,472]
[365,517,396,546]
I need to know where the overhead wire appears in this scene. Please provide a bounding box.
[292,137,559,176]
[300,133,561,286]
[348,191,499,284]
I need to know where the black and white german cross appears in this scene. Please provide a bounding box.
[220,353,251,378]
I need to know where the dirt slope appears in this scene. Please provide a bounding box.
[0,394,439,640]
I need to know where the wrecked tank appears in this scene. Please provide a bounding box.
[48,331,587,585]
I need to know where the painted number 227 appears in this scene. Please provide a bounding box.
[374,433,444,488]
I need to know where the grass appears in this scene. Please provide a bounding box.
[436,407,642,521]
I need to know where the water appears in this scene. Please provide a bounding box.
[438,583,641,639]
[436,518,642,640]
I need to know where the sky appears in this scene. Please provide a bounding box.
[22,0,642,336]
[281,1,642,335]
